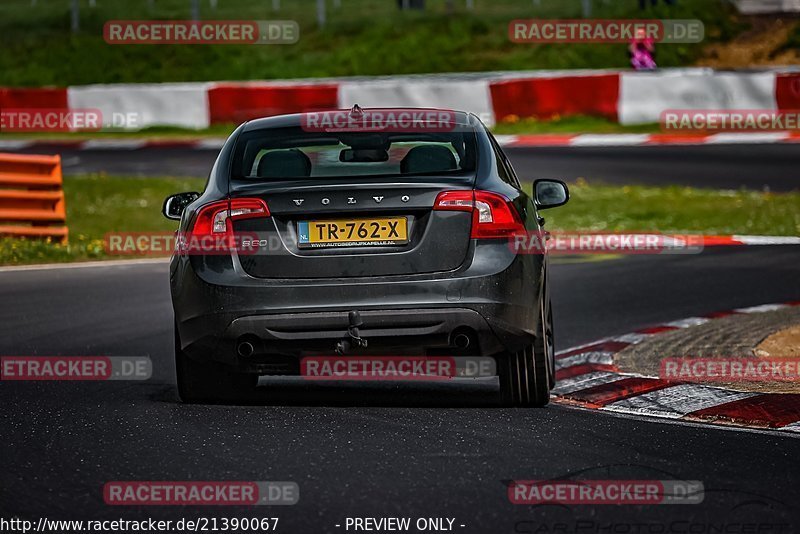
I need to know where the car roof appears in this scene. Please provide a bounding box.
[241,108,478,132]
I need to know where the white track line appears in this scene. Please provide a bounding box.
[0,258,169,272]
[705,132,791,144]
[569,134,651,146]
[733,236,800,245]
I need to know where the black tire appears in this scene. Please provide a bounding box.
[542,302,556,389]
[174,323,258,403]
[498,300,551,407]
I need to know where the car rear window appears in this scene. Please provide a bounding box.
[231,126,478,181]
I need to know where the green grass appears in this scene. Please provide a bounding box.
[777,21,800,55]
[0,175,203,265]
[1,175,798,266]
[0,0,743,86]
[539,179,800,236]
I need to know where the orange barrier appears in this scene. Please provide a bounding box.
[0,153,68,243]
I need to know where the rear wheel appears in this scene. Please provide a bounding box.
[542,301,556,389]
[174,323,258,403]
[498,299,551,407]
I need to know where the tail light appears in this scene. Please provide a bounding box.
[190,198,270,236]
[433,190,525,239]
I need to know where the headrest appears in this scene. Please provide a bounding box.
[256,149,312,178]
[400,145,457,174]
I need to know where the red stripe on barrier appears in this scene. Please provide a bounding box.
[563,377,672,407]
[489,74,619,123]
[557,341,631,359]
[0,87,68,109]
[688,393,800,428]
[208,83,339,124]
[776,73,800,111]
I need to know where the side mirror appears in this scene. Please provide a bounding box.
[533,179,569,210]
[162,192,200,220]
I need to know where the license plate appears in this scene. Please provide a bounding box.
[298,217,408,248]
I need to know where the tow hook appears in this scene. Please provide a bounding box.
[336,311,368,355]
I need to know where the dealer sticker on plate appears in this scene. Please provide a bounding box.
[298,217,408,248]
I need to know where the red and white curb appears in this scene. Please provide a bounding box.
[495,132,800,148]
[552,302,800,432]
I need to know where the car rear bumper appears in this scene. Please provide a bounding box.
[171,242,545,373]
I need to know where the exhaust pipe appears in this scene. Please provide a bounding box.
[453,333,471,349]
[237,341,255,358]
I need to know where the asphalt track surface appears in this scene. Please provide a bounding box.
[26,143,800,190]
[2,246,800,531]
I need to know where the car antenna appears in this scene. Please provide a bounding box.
[349,104,364,118]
